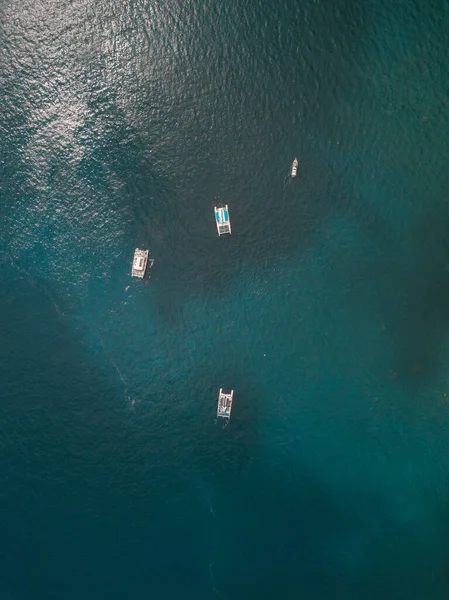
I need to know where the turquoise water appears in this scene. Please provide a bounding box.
[2,0,449,597]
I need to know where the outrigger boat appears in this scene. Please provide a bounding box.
[131,249,149,278]
[217,388,234,420]
[291,158,298,178]
[214,205,232,236]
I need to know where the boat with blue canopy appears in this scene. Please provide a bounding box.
[214,205,232,236]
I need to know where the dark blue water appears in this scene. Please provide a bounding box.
[2,0,449,597]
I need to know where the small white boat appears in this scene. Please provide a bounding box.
[217,388,234,420]
[131,249,149,278]
[214,205,232,236]
[291,158,298,177]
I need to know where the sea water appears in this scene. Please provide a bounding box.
[2,0,449,598]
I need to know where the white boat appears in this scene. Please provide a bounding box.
[214,205,232,236]
[217,388,234,420]
[131,249,149,278]
[291,158,298,177]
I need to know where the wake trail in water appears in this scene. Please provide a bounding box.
[208,561,221,598]
[110,358,128,392]
[197,477,224,596]
[108,353,135,407]
[78,319,136,407]
[4,252,67,318]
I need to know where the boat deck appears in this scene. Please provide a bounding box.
[215,205,231,235]
[291,158,298,177]
[217,388,234,419]
[131,249,149,278]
